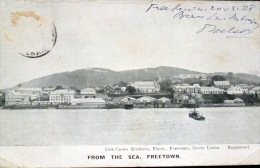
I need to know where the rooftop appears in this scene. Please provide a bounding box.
[72,98,105,103]
[50,89,76,95]
[214,81,230,85]
[43,87,56,91]
[16,87,42,91]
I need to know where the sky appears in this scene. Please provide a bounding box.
[0,0,259,89]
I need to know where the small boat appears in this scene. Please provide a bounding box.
[124,104,134,109]
[189,105,205,121]
[124,98,134,109]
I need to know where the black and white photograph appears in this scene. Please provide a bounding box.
[0,0,259,167]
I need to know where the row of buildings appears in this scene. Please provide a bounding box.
[4,88,105,107]
[1,79,260,106]
[172,81,258,95]
[3,87,167,107]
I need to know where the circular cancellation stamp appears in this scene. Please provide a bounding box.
[5,11,57,58]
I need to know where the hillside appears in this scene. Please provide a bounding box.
[16,66,201,89]
[14,66,260,89]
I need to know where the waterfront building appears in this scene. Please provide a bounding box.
[32,101,59,105]
[174,94,189,103]
[224,100,235,104]
[234,98,244,103]
[200,87,224,94]
[188,98,196,104]
[111,97,122,105]
[131,81,160,93]
[80,88,96,97]
[49,89,76,104]
[137,96,157,103]
[71,98,105,107]
[214,81,230,89]
[121,96,136,103]
[5,91,31,105]
[158,97,171,103]
[224,98,244,104]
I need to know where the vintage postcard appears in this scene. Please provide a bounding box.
[0,0,259,167]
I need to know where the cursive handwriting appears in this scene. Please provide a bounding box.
[174,11,204,19]
[146,3,256,13]
[146,3,259,37]
[146,4,198,12]
[196,24,254,35]
[229,13,259,29]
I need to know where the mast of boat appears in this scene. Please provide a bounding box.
[193,94,197,112]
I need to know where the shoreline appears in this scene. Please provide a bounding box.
[1,104,259,110]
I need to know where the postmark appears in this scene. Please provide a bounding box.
[5,11,57,58]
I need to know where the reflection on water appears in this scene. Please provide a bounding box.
[0,107,259,145]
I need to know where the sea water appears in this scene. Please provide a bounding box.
[0,107,259,145]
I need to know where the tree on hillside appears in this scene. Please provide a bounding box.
[227,72,234,84]
[69,86,80,92]
[212,75,226,81]
[55,85,64,89]
[227,72,234,79]
[159,79,172,93]
[210,75,226,86]
[118,81,127,87]
[126,86,136,94]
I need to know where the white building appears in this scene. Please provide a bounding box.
[32,101,59,105]
[137,96,157,103]
[174,74,207,80]
[200,87,224,94]
[214,81,230,89]
[224,98,244,104]
[71,98,105,107]
[247,90,255,94]
[5,91,32,105]
[227,86,248,95]
[175,95,189,103]
[188,98,196,104]
[224,100,234,104]
[234,98,244,103]
[49,89,76,104]
[121,96,136,103]
[80,88,96,97]
[158,97,171,103]
[173,84,201,94]
[237,84,250,90]
[131,81,160,93]
[172,84,190,93]
[253,87,260,94]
